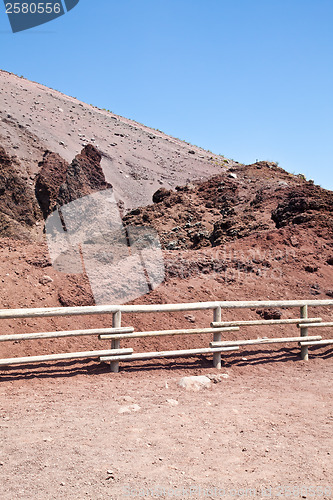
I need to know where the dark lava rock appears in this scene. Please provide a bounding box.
[57,144,112,207]
[0,145,41,238]
[152,188,172,203]
[210,219,234,247]
[35,150,69,217]
[256,309,282,320]
[271,186,333,228]
[304,265,318,273]
[36,144,112,217]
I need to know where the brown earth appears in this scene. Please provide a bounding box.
[0,71,333,500]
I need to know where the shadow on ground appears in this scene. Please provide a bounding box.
[1,346,332,381]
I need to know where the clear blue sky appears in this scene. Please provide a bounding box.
[1,0,332,190]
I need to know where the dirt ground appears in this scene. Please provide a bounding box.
[1,349,332,500]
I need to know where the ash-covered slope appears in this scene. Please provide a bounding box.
[0,69,234,211]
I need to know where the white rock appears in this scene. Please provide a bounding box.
[178,375,211,391]
[39,275,53,285]
[118,404,141,414]
[167,399,179,406]
[122,395,134,402]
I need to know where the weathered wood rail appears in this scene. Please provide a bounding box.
[0,299,332,372]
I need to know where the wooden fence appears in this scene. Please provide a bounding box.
[0,300,332,372]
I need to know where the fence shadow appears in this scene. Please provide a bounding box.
[1,345,332,381]
[0,358,110,381]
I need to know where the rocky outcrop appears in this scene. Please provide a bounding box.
[0,144,114,239]
[0,146,41,239]
[256,309,282,320]
[152,188,172,203]
[271,185,333,228]
[35,151,69,218]
[124,163,333,250]
[57,144,112,207]
[35,144,112,218]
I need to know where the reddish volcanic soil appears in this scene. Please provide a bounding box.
[0,226,333,499]
[0,71,333,500]
[1,361,333,500]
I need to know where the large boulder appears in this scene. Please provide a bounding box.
[178,375,212,391]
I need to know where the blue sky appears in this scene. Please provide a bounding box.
[1,0,332,190]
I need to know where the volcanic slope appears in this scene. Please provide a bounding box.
[0,69,234,212]
[0,71,333,362]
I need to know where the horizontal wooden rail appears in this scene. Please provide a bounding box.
[300,340,333,346]
[0,327,134,342]
[100,346,239,363]
[99,326,239,341]
[211,318,322,328]
[0,348,134,367]
[210,336,322,348]
[0,300,332,371]
[0,300,333,319]
[297,322,333,328]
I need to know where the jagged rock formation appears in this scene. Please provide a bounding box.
[123,162,333,250]
[35,144,112,217]
[0,143,113,239]
[0,145,41,239]
[35,151,69,218]
[56,144,112,207]
[271,185,333,230]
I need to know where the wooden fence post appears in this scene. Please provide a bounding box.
[213,306,222,369]
[110,311,122,373]
[300,305,308,361]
